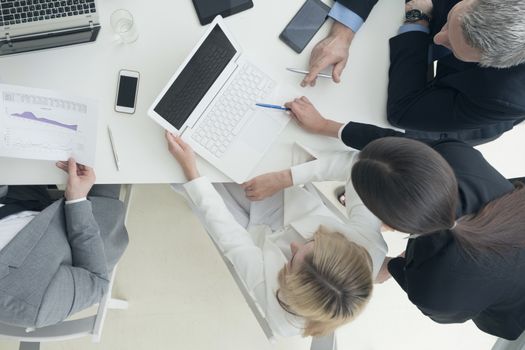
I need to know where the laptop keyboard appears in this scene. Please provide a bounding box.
[192,63,275,159]
[0,0,96,27]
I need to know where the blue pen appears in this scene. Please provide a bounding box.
[255,103,290,111]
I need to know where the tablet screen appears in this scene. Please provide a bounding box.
[193,0,253,25]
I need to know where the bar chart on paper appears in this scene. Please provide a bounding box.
[0,84,98,166]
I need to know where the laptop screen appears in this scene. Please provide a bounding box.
[154,25,237,129]
[0,29,95,56]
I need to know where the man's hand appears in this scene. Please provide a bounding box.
[285,96,343,137]
[405,0,433,17]
[56,158,96,201]
[166,131,200,181]
[242,170,293,201]
[302,22,354,87]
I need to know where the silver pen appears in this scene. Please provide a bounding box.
[107,126,120,171]
[286,67,333,79]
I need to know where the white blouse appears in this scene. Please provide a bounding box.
[181,150,387,337]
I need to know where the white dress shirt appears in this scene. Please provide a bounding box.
[0,197,87,252]
[0,205,39,251]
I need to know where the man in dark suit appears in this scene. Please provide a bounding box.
[302,0,525,143]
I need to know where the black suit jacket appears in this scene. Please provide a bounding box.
[338,0,525,141]
[341,122,525,340]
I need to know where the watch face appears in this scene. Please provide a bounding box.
[406,9,423,21]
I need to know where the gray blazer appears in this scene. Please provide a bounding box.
[0,185,128,328]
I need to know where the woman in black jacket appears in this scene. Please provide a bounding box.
[242,97,525,347]
[348,129,525,342]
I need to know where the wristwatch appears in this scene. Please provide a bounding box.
[405,9,431,23]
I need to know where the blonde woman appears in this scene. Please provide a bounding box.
[166,132,387,337]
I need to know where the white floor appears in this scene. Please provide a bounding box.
[0,184,497,350]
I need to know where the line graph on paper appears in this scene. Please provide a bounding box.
[1,91,86,154]
[0,84,98,166]
[11,111,78,131]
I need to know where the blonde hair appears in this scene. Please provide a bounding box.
[277,227,373,337]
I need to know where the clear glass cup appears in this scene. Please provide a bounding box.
[110,9,139,44]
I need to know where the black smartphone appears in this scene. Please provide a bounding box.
[279,0,331,54]
[115,70,140,114]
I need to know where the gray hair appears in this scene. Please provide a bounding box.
[461,0,525,68]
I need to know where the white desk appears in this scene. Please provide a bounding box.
[0,0,523,185]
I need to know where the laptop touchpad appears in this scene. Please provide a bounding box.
[240,112,282,152]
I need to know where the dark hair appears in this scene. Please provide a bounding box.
[351,137,525,254]
[454,182,525,253]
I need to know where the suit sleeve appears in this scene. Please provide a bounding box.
[0,186,7,198]
[344,182,387,279]
[291,122,423,183]
[183,177,266,308]
[340,122,406,150]
[388,256,408,292]
[291,150,359,185]
[36,200,110,327]
[336,0,378,21]
[388,255,487,324]
[386,31,507,132]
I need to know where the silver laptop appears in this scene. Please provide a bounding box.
[0,0,100,56]
[148,16,291,183]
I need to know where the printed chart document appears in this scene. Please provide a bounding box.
[0,84,98,166]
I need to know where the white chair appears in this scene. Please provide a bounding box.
[0,184,134,350]
[204,184,338,350]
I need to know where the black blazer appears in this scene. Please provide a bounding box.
[341,122,525,340]
[338,0,525,141]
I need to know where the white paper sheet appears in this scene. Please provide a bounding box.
[0,84,98,167]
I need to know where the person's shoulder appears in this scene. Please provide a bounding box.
[404,234,476,308]
[430,138,488,166]
[429,138,473,152]
[405,232,517,308]
[430,139,494,176]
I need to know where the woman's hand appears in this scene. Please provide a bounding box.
[242,170,293,201]
[165,131,200,181]
[284,97,343,137]
[375,257,393,284]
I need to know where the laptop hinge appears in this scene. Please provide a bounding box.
[89,21,94,30]
[5,33,13,47]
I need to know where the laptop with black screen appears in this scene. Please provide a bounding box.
[149,16,291,183]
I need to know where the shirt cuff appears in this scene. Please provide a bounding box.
[65,197,87,205]
[182,176,211,197]
[338,122,349,142]
[329,2,364,33]
[398,23,430,35]
[290,161,316,186]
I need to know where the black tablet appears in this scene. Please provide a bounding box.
[192,0,254,25]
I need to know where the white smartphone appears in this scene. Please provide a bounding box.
[115,69,140,114]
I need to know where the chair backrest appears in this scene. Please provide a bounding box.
[0,185,133,350]
[206,232,276,343]
[0,266,119,349]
